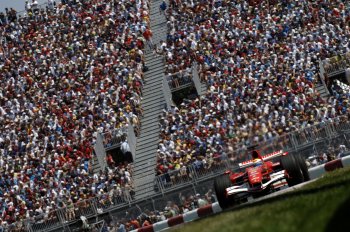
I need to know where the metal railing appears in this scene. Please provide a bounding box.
[166,72,193,92]
[90,220,106,232]
[318,59,331,95]
[100,127,128,150]
[322,52,350,77]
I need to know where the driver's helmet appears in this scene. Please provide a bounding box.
[253,158,263,167]
[252,150,263,167]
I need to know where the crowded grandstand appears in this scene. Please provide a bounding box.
[0,0,350,231]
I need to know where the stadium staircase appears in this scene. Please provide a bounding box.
[133,0,168,200]
[315,83,330,99]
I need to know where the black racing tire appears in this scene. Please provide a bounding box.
[281,155,304,187]
[214,175,233,209]
[295,154,310,181]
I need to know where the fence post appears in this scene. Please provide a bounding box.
[155,176,165,196]
[91,197,99,215]
[189,165,199,184]
[324,122,334,138]
[289,133,298,150]
[25,219,34,232]
[56,207,68,226]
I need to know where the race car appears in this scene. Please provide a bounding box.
[214,150,310,209]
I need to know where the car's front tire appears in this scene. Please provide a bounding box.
[295,154,310,181]
[281,155,304,186]
[214,175,234,209]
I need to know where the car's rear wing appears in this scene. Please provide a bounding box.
[238,150,287,169]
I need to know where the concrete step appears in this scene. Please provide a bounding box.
[145,58,164,67]
[134,155,158,166]
[137,127,160,138]
[140,123,162,134]
[144,73,163,81]
[136,130,159,141]
[139,122,160,133]
[136,136,159,146]
[144,77,163,85]
[144,59,164,68]
[140,110,160,119]
[136,136,158,146]
[151,25,167,31]
[134,162,156,172]
[134,164,156,174]
[144,70,164,79]
[133,177,156,188]
[142,90,164,100]
[141,92,164,102]
[142,86,163,95]
[136,145,159,156]
[142,100,163,109]
[151,28,167,35]
[150,20,167,26]
[142,100,164,110]
[143,84,163,92]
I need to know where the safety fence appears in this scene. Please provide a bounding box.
[5,189,133,232]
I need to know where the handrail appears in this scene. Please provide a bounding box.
[322,52,350,76]
[318,59,331,95]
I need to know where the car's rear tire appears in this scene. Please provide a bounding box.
[214,175,233,209]
[295,154,310,181]
[281,155,304,186]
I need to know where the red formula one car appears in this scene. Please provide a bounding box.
[214,150,310,209]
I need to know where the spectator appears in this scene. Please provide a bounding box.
[337,144,347,158]
[116,221,126,232]
[159,1,167,15]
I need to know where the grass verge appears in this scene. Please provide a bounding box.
[171,167,350,232]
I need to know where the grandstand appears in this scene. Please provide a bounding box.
[0,0,350,231]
